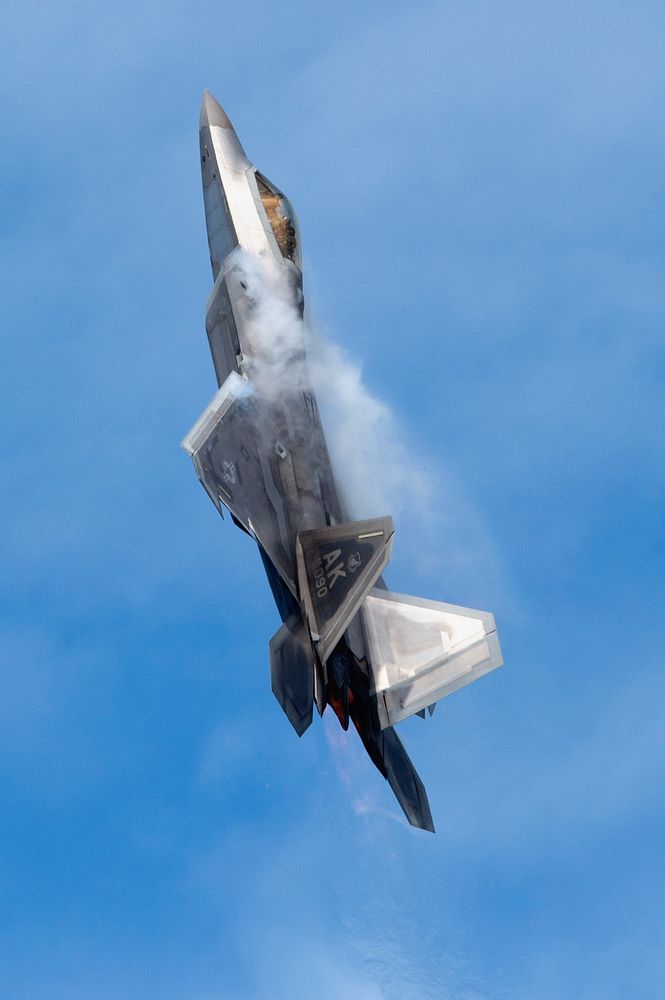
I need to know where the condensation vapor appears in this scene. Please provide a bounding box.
[306,330,434,523]
[234,250,507,599]
[235,249,434,523]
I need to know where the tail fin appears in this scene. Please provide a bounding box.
[340,641,435,832]
[381,727,435,833]
[296,517,393,664]
[269,613,314,737]
[362,590,502,728]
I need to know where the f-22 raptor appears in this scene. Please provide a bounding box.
[182,92,502,831]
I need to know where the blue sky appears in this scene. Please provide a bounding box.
[2,1,664,997]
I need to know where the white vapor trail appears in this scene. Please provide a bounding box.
[235,249,434,521]
[233,250,506,600]
[307,329,434,523]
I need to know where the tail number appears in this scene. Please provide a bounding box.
[313,548,347,599]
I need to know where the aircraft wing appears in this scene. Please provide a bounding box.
[181,372,298,595]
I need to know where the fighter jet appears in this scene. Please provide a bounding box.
[182,92,502,831]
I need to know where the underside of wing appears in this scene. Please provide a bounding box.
[181,372,297,595]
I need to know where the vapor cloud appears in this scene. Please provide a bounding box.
[307,332,434,523]
[233,250,507,602]
[235,249,434,520]
[233,251,308,404]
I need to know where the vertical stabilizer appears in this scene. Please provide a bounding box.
[295,517,394,663]
[269,613,314,736]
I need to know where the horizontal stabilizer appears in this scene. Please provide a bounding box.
[269,614,314,736]
[363,590,502,728]
[296,517,394,664]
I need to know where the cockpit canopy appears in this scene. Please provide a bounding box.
[255,172,300,268]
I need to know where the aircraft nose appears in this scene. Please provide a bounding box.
[200,90,233,129]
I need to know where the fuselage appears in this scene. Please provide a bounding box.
[199,92,347,599]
